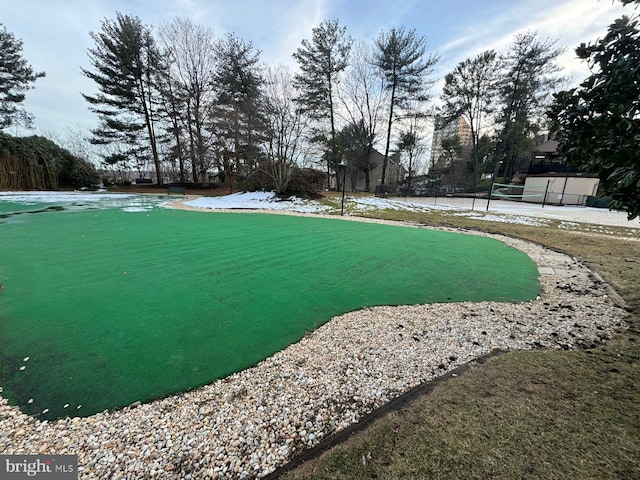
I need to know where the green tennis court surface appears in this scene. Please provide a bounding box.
[0,202,539,419]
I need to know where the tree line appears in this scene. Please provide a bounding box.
[1,1,638,218]
[436,34,565,195]
[75,14,566,195]
[0,14,568,196]
[76,15,442,195]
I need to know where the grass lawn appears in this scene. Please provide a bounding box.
[0,203,539,420]
[279,209,640,480]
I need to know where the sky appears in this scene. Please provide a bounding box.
[0,0,633,142]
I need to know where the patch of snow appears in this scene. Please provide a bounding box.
[0,191,136,204]
[0,191,162,212]
[399,196,640,229]
[179,192,639,230]
[452,211,549,227]
[122,207,151,213]
[558,221,581,230]
[184,191,331,214]
[346,196,460,213]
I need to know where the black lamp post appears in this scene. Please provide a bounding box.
[338,157,347,216]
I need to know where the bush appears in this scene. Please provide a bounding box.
[59,155,100,188]
[286,167,325,197]
[0,133,99,189]
[235,167,325,197]
[237,169,274,192]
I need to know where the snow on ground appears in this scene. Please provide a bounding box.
[184,191,332,214]
[1,190,638,230]
[0,191,163,212]
[454,211,549,227]
[0,191,135,204]
[183,191,639,230]
[405,195,639,229]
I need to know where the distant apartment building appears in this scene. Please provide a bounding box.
[350,149,406,193]
[429,117,472,170]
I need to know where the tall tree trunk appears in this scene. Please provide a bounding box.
[139,77,163,185]
[188,128,198,183]
[146,118,162,184]
[381,81,397,186]
[407,152,413,191]
[223,151,234,193]
[177,138,186,183]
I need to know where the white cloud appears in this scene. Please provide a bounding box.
[434,0,629,84]
[2,0,635,139]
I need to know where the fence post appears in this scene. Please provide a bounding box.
[486,180,494,211]
[541,180,550,208]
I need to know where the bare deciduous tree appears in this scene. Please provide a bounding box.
[158,18,218,183]
[396,111,428,193]
[262,65,308,194]
[338,41,385,192]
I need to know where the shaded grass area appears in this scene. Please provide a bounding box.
[0,206,539,420]
[283,347,639,479]
[281,207,640,480]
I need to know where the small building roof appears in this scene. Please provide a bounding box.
[527,172,599,178]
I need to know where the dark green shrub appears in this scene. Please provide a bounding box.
[0,133,98,189]
[286,167,325,197]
